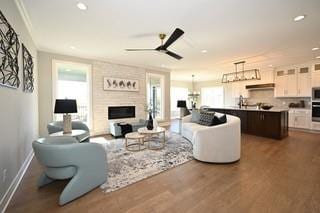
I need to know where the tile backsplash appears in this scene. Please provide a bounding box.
[244,89,311,108]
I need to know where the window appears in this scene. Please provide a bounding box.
[52,60,92,128]
[201,86,224,107]
[170,87,189,118]
[146,73,165,120]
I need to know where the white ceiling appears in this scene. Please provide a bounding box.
[19,0,320,81]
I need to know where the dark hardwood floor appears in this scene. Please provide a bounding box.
[5,122,320,213]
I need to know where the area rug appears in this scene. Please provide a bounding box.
[91,131,193,193]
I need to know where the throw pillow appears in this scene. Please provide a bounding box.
[212,113,227,126]
[198,111,216,126]
[191,110,201,123]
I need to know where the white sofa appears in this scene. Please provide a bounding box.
[182,114,241,163]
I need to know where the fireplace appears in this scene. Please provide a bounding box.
[108,106,135,119]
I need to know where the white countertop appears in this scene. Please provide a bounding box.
[210,106,289,112]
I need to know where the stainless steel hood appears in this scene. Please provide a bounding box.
[245,83,275,90]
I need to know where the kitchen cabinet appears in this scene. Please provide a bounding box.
[297,67,311,97]
[286,69,298,96]
[311,64,320,87]
[274,69,297,97]
[247,111,287,139]
[289,109,311,129]
[247,111,264,135]
[209,108,288,139]
[311,121,320,131]
[274,66,311,97]
[274,71,286,97]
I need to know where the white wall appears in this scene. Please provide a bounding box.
[0,0,39,208]
[38,51,171,136]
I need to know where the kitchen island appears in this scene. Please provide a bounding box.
[207,107,289,140]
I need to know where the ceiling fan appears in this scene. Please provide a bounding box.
[125,28,184,60]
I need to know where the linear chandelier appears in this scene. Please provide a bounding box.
[222,61,261,83]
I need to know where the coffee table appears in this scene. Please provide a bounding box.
[137,127,166,150]
[125,132,146,152]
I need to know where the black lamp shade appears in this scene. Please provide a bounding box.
[54,99,78,114]
[177,100,187,108]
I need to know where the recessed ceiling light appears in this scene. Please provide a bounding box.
[268,64,273,67]
[70,46,76,49]
[77,2,87,10]
[201,50,207,53]
[312,47,319,51]
[65,69,71,72]
[294,15,306,22]
[316,56,320,59]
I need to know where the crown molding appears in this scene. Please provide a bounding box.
[14,0,39,48]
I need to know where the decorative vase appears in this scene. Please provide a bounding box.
[147,112,154,130]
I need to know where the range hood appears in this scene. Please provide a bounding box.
[245,83,275,90]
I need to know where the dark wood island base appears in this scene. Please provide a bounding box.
[208,108,289,140]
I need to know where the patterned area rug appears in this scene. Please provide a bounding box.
[91,131,193,193]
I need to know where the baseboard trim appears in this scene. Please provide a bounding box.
[0,150,34,213]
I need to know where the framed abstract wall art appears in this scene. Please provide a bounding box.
[0,10,20,89]
[22,44,34,92]
[103,77,139,92]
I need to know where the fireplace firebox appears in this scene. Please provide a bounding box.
[108,106,135,119]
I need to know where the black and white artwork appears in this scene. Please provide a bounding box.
[0,10,20,89]
[104,77,139,92]
[22,44,34,92]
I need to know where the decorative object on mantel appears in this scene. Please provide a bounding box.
[54,99,78,134]
[222,61,261,83]
[22,44,34,92]
[103,77,139,92]
[0,10,20,89]
[188,74,200,108]
[93,132,193,193]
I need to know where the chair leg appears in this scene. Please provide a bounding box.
[37,172,55,188]
[59,171,107,205]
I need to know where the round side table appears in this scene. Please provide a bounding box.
[125,132,146,152]
[49,130,89,142]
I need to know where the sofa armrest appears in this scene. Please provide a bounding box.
[182,114,192,123]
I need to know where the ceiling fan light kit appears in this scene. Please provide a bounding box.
[125,28,184,60]
[221,61,261,83]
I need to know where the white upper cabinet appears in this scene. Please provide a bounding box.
[274,65,311,97]
[312,64,320,87]
[297,67,311,97]
[274,70,287,97]
[286,69,298,96]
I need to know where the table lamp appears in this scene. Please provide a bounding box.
[54,99,77,134]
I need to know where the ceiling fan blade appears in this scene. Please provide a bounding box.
[166,51,183,60]
[162,28,184,49]
[125,48,155,51]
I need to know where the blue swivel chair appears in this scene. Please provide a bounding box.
[32,136,107,205]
